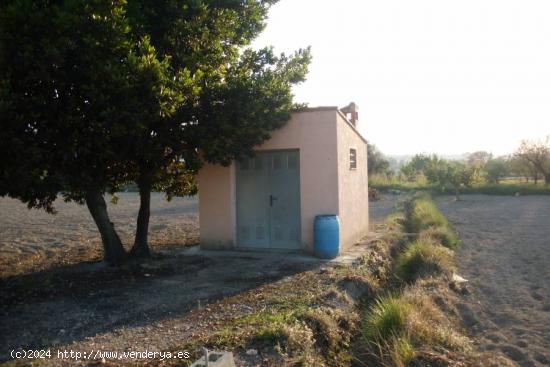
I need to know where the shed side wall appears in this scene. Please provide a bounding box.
[336,114,369,249]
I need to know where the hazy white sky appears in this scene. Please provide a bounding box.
[252,0,550,156]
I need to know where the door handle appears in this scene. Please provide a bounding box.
[270,195,277,207]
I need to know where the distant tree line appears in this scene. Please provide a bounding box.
[367,137,550,197]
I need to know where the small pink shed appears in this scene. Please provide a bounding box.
[198,103,369,255]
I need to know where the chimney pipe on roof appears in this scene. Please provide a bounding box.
[340,102,359,127]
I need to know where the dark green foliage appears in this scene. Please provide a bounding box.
[461,183,550,195]
[367,144,391,175]
[399,154,479,196]
[400,154,434,181]
[0,0,310,264]
[419,226,459,250]
[0,0,135,208]
[484,158,509,184]
[405,193,448,233]
[370,180,550,196]
[364,295,411,341]
[398,194,456,281]
[395,239,452,282]
[425,160,477,199]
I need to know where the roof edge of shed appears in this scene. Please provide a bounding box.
[292,106,368,145]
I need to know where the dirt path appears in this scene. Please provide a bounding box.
[368,193,403,224]
[435,195,550,367]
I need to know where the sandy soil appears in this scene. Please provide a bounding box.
[0,193,198,277]
[436,195,550,367]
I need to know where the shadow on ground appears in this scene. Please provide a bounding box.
[0,194,395,363]
[0,246,326,362]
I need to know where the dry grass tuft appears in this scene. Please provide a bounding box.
[402,286,471,352]
[419,226,459,250]
[364,295,412,342]
[360,286,471,366]
[395,238,454,282]
[356,193,474,367]
[406,194,449,233]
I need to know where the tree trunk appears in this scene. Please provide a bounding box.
[130,178,152,258]
[454,189,461,201]
[544,173,550,185]
[86,188,126,265]
[452,184,461,201]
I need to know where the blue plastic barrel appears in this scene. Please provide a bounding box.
[314,215,340,259]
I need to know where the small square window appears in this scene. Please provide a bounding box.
[350,148,357,170]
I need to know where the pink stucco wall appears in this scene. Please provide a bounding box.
[335,112,370,249]
[197,162,236,249]
[198,108,369,254]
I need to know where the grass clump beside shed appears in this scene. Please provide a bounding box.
[358,193,472,366]
[396,238,453,282]
[361,290,470,367]
[405,193,449,233]
[394,193,459,281]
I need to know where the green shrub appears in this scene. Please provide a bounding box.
[396,239,453,282]
[361,290,471,366]
[369,173,435,192]
[362,295,414,366]
[419,226,459,249]
[254,324,290,346]
[385,212,405,229]
[461,183,550,196]
[363,295,411,342]
[407,195,448,233]
[369,173,550,196]
[388,335,414,367]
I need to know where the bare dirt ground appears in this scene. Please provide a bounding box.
[368,193,403,225]
[0,194,390,365]
[436,195,550,367]
[0,193,198,277]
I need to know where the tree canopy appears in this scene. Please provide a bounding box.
[400,154,435,181]
[0,0,311,264]
[514,138,550,185]
[367,144,391,175]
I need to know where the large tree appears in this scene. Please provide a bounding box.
[514,138,550,185]
[399,154,435,181]
[484,157,509,184]
[425,159,475,200]
[0,0,311,264]
[367,143,391,176]
[0,0,143,264]
[509,156,539,183]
